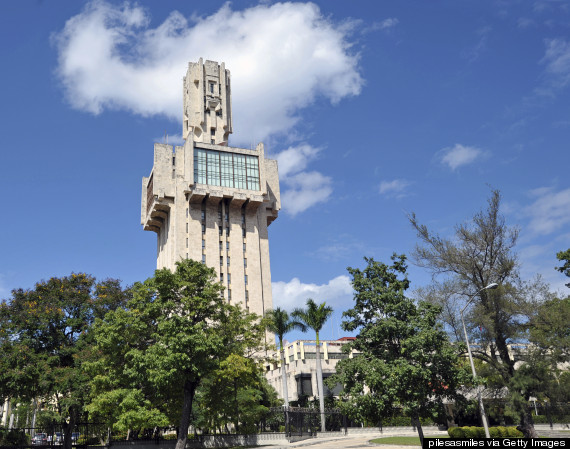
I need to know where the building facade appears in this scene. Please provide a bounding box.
[141,59,280,314]
[265,338,358,402]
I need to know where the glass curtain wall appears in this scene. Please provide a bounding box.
[194,148,260,191]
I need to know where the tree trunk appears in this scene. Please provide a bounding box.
[518,409,538,438]
[280,349,289,407]
[412,416,424,446]
[62,408,77,449]
[315,336,326,433]
[175,380,197,449]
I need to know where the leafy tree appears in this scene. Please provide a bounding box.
[330,255,468,445]
[409,190,544,437]
[89,259,268,449]
[292,299,333,432]
[0,275,129,449]
[265,308,305,407]
[195,354,280,434]
[556,249,570,289]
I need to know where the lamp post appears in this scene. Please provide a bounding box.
[460,282,498,439]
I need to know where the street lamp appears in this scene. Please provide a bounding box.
[460,282,498,439]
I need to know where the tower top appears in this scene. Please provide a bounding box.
[182,58,232,145]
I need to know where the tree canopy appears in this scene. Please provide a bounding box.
[409,190,552,437]
[0,274,129,449]
[88,259,269,449]
[331,254,468,445]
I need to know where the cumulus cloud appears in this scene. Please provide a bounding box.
[275,144,332,215]
[272,275,353,311]
[523,187,570,234]
[53,1,363,145]
[379,178,410,198]
[439,144,483,171]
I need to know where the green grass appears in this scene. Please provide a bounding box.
[370,436,449,446]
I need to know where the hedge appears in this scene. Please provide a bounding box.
[448,426,523,438]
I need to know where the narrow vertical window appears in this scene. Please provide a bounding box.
[227,256,230,267]
[219,241,222,251]
[244,275,248,286]
[228,289,232,300]
[220,256,223,266]
[186,223,188,232]
[202,224,206,234]
[202,239,205,249]
[244,258,247,268]
[202,254,206,263]
[227,274,231,284]
[220,273,224,282]
[186,238,188,248]
[227,241,230,251]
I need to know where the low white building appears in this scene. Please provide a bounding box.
[265,338,358,402]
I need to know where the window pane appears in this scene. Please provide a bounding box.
[207,150,220,186]
[194,149,207,184]
[220,152,233,187]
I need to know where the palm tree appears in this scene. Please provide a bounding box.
[291,299,333,433]
[265,307,306,407]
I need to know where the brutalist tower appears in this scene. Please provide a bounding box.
[141,59,280,314]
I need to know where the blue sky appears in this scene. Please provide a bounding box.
[1,0,569,343]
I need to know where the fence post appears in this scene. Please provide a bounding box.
[343,414,347,435]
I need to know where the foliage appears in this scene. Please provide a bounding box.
[330,254,468,445]
[194,354,280,434]
[0,275,129,449]
[409,190,551,437]
[556,249,570,281]
[448,426,522,438]
[89,259,270,449]
[0,427,30,446]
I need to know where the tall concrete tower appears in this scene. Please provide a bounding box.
[141,59,280,314]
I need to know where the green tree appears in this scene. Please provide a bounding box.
[409,190,544,437]
[195,353,279,434]
[292,299,333,432]
[0,275,129,449]
[89,259,268,449]
[330,255,468,445]
[265,308,305,407]
[556,248,570,288]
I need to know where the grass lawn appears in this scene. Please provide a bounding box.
[370,436,449,446]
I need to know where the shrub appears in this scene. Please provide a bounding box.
[447,427,465,438]
[489,427,500,438]
[506,427,523,438]
[496,426,508,437]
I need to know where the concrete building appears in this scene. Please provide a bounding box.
[141,59,280,313]
[265,338,359,402]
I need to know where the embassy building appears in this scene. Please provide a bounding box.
[141,59,280,315]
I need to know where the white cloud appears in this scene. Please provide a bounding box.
[274,144,332,215]
[275,144,321,178]
[53,1,363,145]
[272,275,353,311]
[378,18,399,30]
[523,187,570,234]
[439,144,483,171]
[540,38,570,90]
[379,178,410,198]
